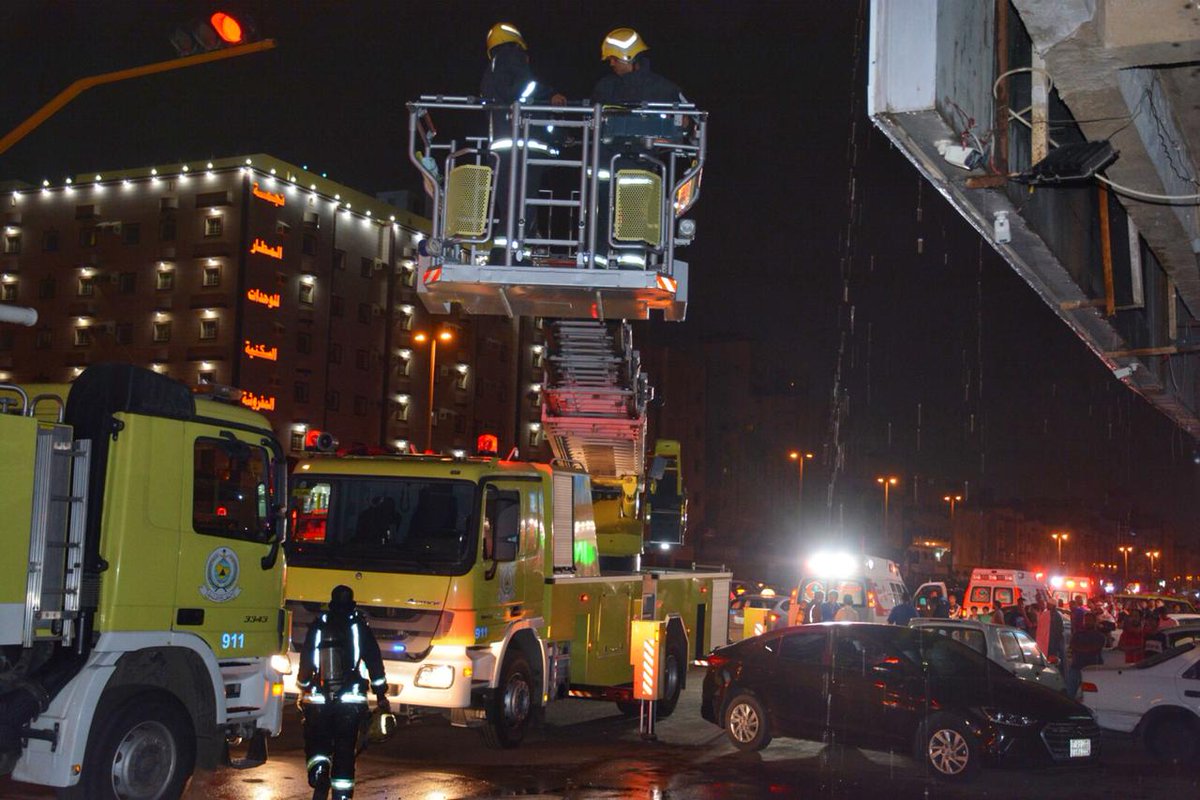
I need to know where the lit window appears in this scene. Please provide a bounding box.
[3,233,21,254]
[203,265,221,287]
[396,352,411,377]
[199,319,218,340]
[394,400,409,422]
[455,367,468,391]
[204,216,223,238]
[73,327,91,347]
[156,270,175,291]
[77,276,95,297]
[153,321,172,342]
[298,282,315,306]
[198,370,215,384]
[0,283,15,302]
[401,264,416,288]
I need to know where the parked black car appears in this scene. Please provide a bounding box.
[700,622,1100,781]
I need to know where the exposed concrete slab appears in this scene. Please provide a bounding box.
[1012,0,1200,314]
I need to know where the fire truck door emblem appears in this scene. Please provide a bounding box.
[200,546,242,602]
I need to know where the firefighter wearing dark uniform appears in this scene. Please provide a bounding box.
[481,23,566,262]
[589,28,689,268]
[592,28,688,106]
[297,585,388,800]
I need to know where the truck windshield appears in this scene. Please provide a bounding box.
[286,476,478,575]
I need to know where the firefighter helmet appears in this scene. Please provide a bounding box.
[329,584,356,613]
[487,23,527,58]
[600,27,648,62]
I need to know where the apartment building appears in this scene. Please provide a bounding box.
[0,154,548,458]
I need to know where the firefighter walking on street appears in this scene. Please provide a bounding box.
[297,585,389,800]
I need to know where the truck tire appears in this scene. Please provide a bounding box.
[614,631,687,718]
[481,651,534,749]
[62,694,195,800]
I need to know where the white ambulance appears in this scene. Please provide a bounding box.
[795,551,908,623]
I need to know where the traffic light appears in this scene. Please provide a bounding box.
[170,11,258,56]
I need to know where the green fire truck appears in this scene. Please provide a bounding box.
[0,364,290,797]
[284,450,729,747]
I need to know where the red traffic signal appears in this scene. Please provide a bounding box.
[170,10,258,56]
[209,12,244,44]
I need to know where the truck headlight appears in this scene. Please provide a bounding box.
[270,654,293,675]
[414,664,455,689]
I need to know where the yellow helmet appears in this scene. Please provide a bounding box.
[486,23,527,58]
[601,27,648,62]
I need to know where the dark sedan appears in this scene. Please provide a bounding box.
[700,623,1100,781]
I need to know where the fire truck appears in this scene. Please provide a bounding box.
[0,364,290,797]
[279,95,725,748]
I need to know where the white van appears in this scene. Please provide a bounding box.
[795,552,908,623]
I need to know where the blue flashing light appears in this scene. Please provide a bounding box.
[391,643,407,653]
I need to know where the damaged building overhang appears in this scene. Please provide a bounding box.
[868,0,1200,439]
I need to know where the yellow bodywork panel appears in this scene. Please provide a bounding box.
[444,164,493,238]
[95,406,285,658]
[614,169,662,246]
[0,413,43,606]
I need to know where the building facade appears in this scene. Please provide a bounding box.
[0,154,549,459]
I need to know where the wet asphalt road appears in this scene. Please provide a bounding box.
[4,667,1199,799]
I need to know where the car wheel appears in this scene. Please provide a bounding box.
[915,713,980,782]
[724,692,771,751]
[1144,714,1200,764]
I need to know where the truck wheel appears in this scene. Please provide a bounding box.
[915,713,980,782]
[724,692,771,751]
[66,694,194,800]
[615,634,686,717]
[655,636,687,718]
[481,651,534,749]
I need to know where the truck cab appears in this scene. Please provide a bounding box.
[0,365,289,797]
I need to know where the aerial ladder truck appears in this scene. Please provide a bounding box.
[281,96,723,747]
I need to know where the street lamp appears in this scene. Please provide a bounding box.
[413,328,453,453]
[1051,532,1069,567]
[943,494,962,577]
[1146,550,1161,579]
[1118,545,1133,582]
[788,450,814,527]
[875,476,899,548]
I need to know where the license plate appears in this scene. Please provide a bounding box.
[1069,738,1091,757]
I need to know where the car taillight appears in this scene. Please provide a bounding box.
[703,652,732,668]
[1081,682,1098,693]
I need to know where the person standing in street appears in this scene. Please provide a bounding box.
[821,590,840,623]
[808,590,825,622]
[1067,613,1107,699]
[296,585,389,800]
[887,592,918,625]
[834,594,860,622]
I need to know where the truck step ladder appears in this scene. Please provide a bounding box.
[24,427,90,648]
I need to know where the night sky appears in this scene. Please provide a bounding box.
[2,1,1195,534]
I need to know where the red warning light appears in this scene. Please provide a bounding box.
[476,433,499,456]
[210,12,244,44]
[304,429,323,449]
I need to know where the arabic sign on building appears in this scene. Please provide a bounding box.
[240,392,276,412]
[251,182,286,208]
[243,339,278,361]
[246,288,281,309]
[250,238,283,259]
